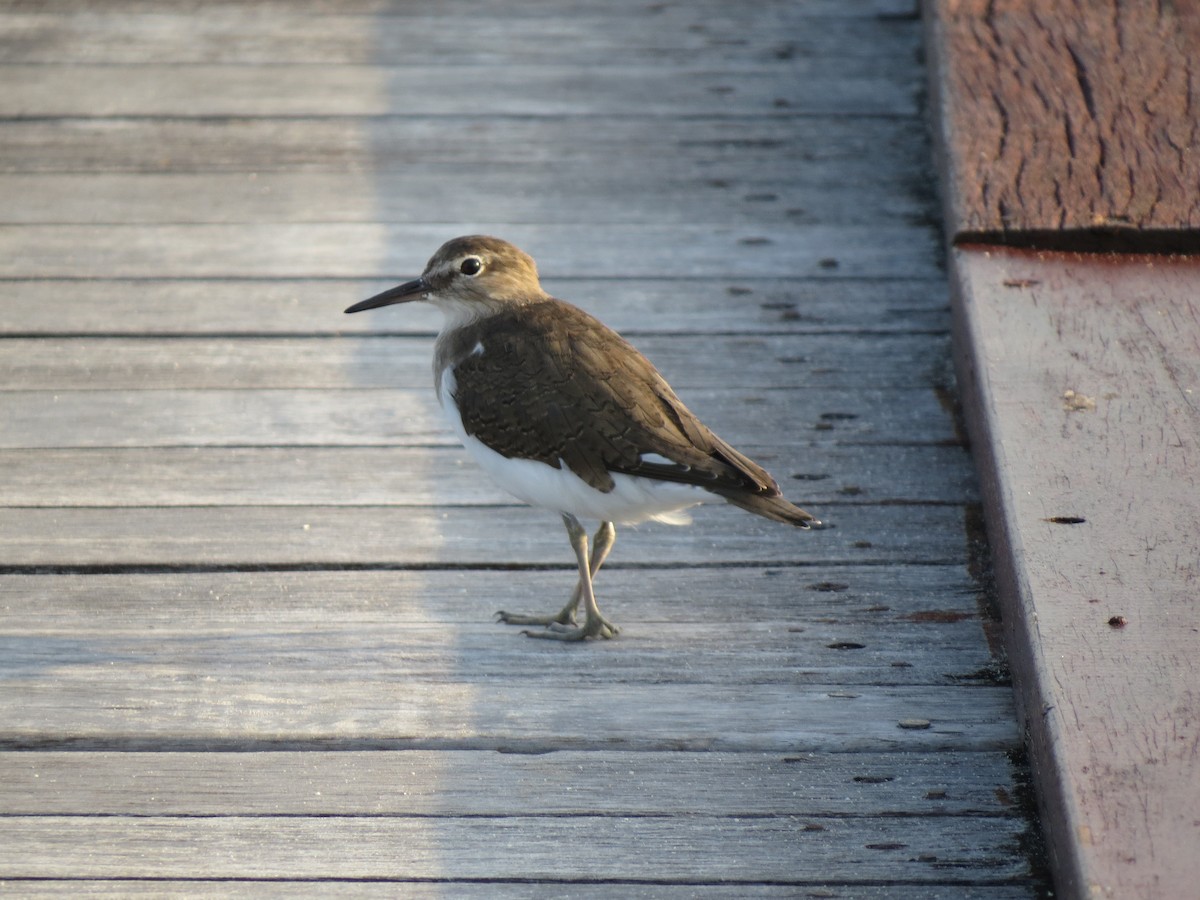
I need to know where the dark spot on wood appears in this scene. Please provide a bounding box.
[820,412,858,420]
[743,193,777,203]
[925,790,948,800]
[813,422,834,431]
[827,641,865,650]
[853,775,895,784]
[707,85,734,95]
[1003,278,1041,288]
[1108,615,1127,628]
[891,661,913,668]
[801,823,826,832]
[838,485,863,496]
[739,236,771,245]
[727,286,753,296]
[706,179,729,189]
[773,44,796,61]
[994,787,1014,807]
[865,604,890,612]
[773,97,791,108]
[898,718,932,730]
[808,581,849,592]
[776,356,808,364]
[949,663,1012,686]
[905,610,974,623]
[853,540,874,549]
[1045,516,1086,525]
[788,627,805,633]
[866,842,908,851]
[818,257,840,269]
[759,301,792,310]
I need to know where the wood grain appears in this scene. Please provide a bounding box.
[926,0,1200,249]
[0,223,939,279]
[0,387,960,449]
[0,503,966,568]
[0,117,926,178]
[0,748,1020,816]
[0,333,947,390]
[0,816,1027,883]
[0,566,997,687]
[0,277,950,337]
[0,443,977,507]
[0,64,918,118]
[0,6,918,65]
[949,247,1200,898]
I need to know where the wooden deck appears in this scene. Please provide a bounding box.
[927,1,1200,897]
[0,1,1046,895]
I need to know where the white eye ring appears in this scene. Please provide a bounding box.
[459,257,483,276]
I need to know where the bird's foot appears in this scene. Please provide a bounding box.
[520,611,620,642]
[495,609,576,627]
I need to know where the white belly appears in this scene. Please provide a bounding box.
[439,368,708,525]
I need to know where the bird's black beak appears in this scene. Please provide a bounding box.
[344,277,429,314]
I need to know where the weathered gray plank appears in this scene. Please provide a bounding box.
[0,0,917,16]
[0,334,948,391]
[0,815,1027,883]
[0,223,939,279]
[0,886,1039,900]
[0,675,1014,751]
[0,117,929,178]
[0,387,960,449]
[0,503,966,567]
[0,564,983,627]
[948,247,1200,898]
[0,749,1017,816]
[0,64,918,118]
[0,278,949,336]
[0,444,976,507]
[0,171,928,226]
[0,884,1040,900]
[0,9,919,65]
[0,566,995,686]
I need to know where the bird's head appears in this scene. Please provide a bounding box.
[345,235,547,323]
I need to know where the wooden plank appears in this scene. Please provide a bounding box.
[0,748,1019,816]
[0,8,920,66]
[0,334,947,391]
[0,117,929,178]
[0,444,976,507]
[0,171,928,226]
[948,247,1200,898]
[925,0,1200,248]
[0,678,1015,752]
[0,387,960,449]
[0,566,997,687]
[0,0,916,15]
[0,565,983,627]
[0,885,1039,900]
[0,277,950,336]
[0,223,939,279]
[0,503,967,567]
[0,815,1028,883]
[0,64,918,118]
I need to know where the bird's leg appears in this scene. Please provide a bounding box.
[496,520,616,631]
[517,515,618,641]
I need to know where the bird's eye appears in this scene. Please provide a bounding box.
[459,257,483,276]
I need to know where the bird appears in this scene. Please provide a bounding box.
[345,235,819,641]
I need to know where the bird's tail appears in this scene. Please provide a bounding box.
[719,490,820,528]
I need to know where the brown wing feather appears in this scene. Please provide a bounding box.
[445,299,817,525]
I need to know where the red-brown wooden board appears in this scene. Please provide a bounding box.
[926,0,1200,251]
